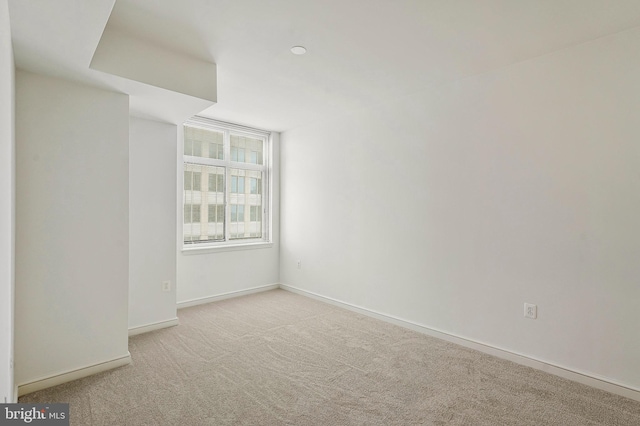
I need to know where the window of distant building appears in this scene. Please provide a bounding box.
[182,117,270,248]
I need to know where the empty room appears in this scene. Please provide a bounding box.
[2,0,640,424]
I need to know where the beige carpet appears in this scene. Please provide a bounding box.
[19,289,640,425]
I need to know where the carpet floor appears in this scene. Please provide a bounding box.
[19,289,640,425]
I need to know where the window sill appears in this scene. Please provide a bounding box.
[181,241,273,255]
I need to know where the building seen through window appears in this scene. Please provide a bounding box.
[183,119,269,245]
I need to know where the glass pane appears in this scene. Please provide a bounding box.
[230,134,264,165]
[231,176,237,193]
[193,172,201,191]
[184,163,225,243]
[230,168,263,240]
[192,205,201,222]
[208,173,224,193]
[184,125,224,160]
[231,175,246,194]
[250,178,259,194]
[209,141,223,160]
[184,204,191,224]
[184,171,192,190]
[193,141,202,157]
[184,139,193,156]
[184,171,202,191]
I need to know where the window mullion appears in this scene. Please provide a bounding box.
[184,155,225,167]
[227,162,264,172]
[224,130,231,242]
[262,170,266,239]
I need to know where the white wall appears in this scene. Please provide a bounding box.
[177,133,280,304]
[280,28,640,391]
[129,117,177,330]
[0,0,15,402]
[15,71,130,386]
[91,27,217,103]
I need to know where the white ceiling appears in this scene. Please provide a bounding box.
[9,0,640,131]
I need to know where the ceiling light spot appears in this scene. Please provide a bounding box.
[290,46,307,55]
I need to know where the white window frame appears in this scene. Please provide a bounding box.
[181,116,272,252]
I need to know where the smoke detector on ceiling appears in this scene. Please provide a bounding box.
[290,46,307,55]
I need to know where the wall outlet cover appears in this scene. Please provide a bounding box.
[524,303,537,319]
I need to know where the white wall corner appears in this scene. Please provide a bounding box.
[15,71,129,388]
[90,26,217,103]
[128,117,177,331]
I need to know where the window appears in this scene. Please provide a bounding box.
[183,117,270,246]
[184,204,201,223]
[250,177,261,194]
[230,175,245,193]
[250,205,261,222]
[184,171,201,191]
[208,173,223,193]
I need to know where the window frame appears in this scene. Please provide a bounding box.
[181,116,272,252]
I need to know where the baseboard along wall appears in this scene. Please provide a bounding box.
[278,283,640,403]
[128,318,179,337]
[17,353,131,397]
[176,283,280,309]
[17,282,639,402]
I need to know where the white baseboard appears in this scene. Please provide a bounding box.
[279,284,640,403]
[18,353,132,397]
[128,317,179,337]
[177,283,280,309]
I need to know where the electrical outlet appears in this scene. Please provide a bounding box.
[524,303,537,319]
[162,281,171,292]
[297,260,301,269]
